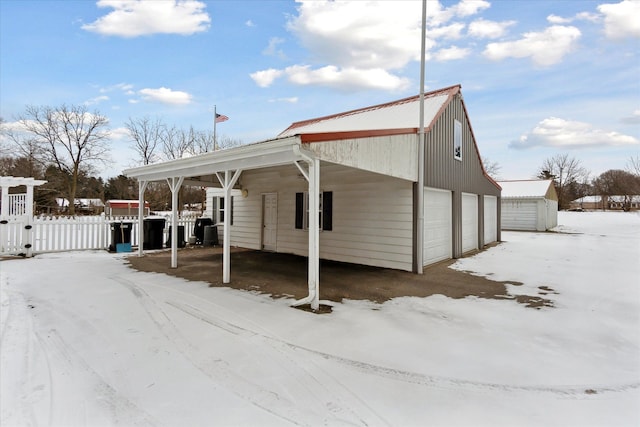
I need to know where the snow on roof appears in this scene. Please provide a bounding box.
[278,85,459,138]
[498,180,554,198]
[572,196,602,203]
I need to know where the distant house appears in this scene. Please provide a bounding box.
[569,196,605,211]
[498,180,558,231]
[569,195,640,211]
[607,195,640,211]
[105,199,149,217]
[125,85,501,308]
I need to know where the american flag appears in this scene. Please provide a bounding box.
[215,113,229,123]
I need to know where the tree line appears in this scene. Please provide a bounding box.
[484,153,640,211]
[0,104,240,215]
[2,103,639,215]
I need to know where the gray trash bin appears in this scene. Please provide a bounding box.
[203,225,219,246]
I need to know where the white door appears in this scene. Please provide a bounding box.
[262,193,277,251]
[483,195,497,244]
[462,192,478,253]
[501,199,537,230]
[423,188,452,265]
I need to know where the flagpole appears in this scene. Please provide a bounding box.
[416,0,427,274]
[213,105,218,151]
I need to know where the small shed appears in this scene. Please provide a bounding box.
[498,180,558,231]
[105,200,150,217]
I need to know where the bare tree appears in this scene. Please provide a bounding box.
[537,153,589,210]
[482,157,502,180]
[17,104,111,215]
[161,125,193,161]
[125,116,164,165]
[627,155,640,176]
[190,130,242,155]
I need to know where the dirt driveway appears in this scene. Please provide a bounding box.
[126,246,553,310]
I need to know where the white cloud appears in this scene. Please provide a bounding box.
[251,0,491,92]
[82,0,211,37]
[510,117,640,149]
[285,65,411,92]
[621,110,640,125]
[287,1,423,70]
[268,97,298,104]
[245,20,255,28]
[250,68,284,88]
[428,23,466,40]
[433,46,471,61]
[99,82,134,93]
[138,87,192,105]
[598,0,640,40]
[468,18,516,38]
[483,25,581,66]
[428,0,490,26]
[547,11,600,25]
[262,37,286,59]
[547,14,571,24]
[84,95,110,105]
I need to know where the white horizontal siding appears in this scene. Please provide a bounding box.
[306,134,418,181]
[229,163,414,271]
[501,199,539,231]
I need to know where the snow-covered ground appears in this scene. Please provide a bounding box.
[1,211,638,427]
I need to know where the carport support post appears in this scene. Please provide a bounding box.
[137,180,148,257]
[167,176,184,268]
[308,158,320,311]
[216,169,242,283]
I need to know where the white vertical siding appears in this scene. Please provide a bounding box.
[461,192,478,253]
[546,200,558,230]
[230,163,414,271]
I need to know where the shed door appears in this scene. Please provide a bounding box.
[462,192,478,253]
[483,195,498,244]
[423,188,452,265]
[501,200,537,231]
[262,193,277,251]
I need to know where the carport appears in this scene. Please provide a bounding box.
[124,136,323,310]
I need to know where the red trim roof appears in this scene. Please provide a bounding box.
[279,85,461,137]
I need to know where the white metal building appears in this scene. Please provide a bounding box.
[125,85,501,309]
[499,180,558,231]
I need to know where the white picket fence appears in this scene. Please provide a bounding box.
[0,215,197,256]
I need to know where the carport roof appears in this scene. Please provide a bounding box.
[123,136,302,183]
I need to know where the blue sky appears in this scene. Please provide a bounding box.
[1,0,638,181]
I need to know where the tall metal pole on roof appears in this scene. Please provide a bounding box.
[416,0,427,274]
[213,105,218,151]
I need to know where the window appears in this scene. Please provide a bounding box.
[295,191,332,231]
[454,119,462,161]
[212,196,233,225]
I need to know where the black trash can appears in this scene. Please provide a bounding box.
[109,222,132,252]
[203,225,219,246]
[166,225,186,248]
[143,217,166,250]
[193,218,213,244]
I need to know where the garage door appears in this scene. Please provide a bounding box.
[501,199,537,230]
[483,195,497,244]
[462,192,478,253]
[423,188,452,265]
